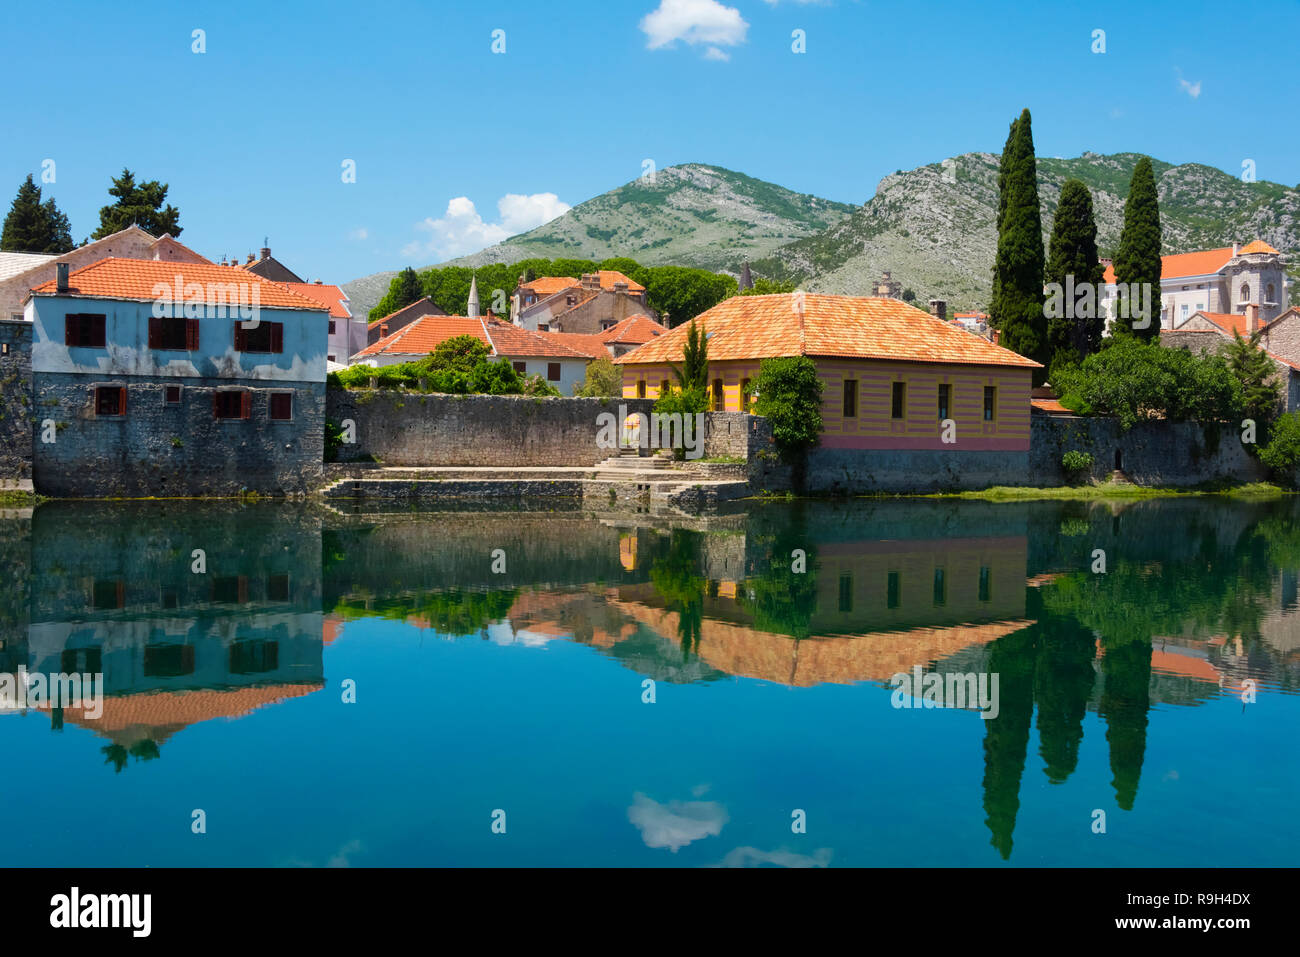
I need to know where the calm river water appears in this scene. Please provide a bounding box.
[1,497,1296,866]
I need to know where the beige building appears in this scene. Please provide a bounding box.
[511,271,656,333]
[0,225,209,321]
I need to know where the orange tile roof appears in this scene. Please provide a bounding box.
[520,276,578,297]
[539,331,608,358]
[354,315,489,358]
[1194,311,1252,337]
[1101,242,1280,284]
[354,315,593,360]
[484,319,592,359]
[1030,398,1072,414]
[593,270,645,293]
[613,293,1041,368]
[284,281,351,319]
[600,314,668,345]
[1239,239,1280,255]
[29,258,329,311]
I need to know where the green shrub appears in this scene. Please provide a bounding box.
[574,357,623,397]
[1259,412,1300,485]
[1061,450,1092,474]
[751,356,823,461]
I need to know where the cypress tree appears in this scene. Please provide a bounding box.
[1112,156,1163,342]
[392,267,423,310]
[990,108,1047,378]
[1045,179,1105,371]
[1,175,74,253]
[990,115,1018,311]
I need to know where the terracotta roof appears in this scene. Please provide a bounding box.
[29,258,329,311]
[284,281,351,319]
[354,315,489,358]
[484,320,592,359]
[613,293,1041,368]
[539,331,608,358]
[520,276,578,297]
[354,315,592,360]
[1239,239,1280,255]
[1102,241,1280,284]
[1194,311,1252,337]
[953,312,989,320]
[600,314,668,345]
[1030,398,1072,414]
[592,270,645,293]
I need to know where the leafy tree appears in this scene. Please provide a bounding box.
[92,168,182,239]
[1112,156,1163,342]
[640,265,737,327]
[1045,178,1105,371]
[901,288,916,303]
[392,267,423,310]
[1259,412,1300,484]
[1,175,74,253]
[990,109,1047,378]
[1055,338,1241,431]
[751,356,824,462]
[1224,330,1281,427]
[597,257,646,284]
[574,356,623,397]
[738,276,798,296]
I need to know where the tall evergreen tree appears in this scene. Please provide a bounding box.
[393,267,423,310]
[1112,156,1162,342]
[676,319,709,392]
[990,108,1047,378]
[92,168,182,239]
[1,175,74,253]
[1045,179,1106,371]
[991,115,1019,311]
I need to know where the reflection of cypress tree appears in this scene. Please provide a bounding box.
[649,531,705,658]
[1099,639,1152,811]
[981,624,1037,860]
[1034,617,1096,784]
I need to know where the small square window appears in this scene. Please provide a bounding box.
[214,390,250,420]
[328,320,336,335]
[269,392,293,421]
[547,362,561,382]
[165,385,182,405]
[95,386,125,416]
[513,361,527,374]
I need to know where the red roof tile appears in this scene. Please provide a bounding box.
[600,314,668,345]
[520,277,579,297]
[1100,241,1280,284]
[538,331,608,358]
[592,270,645,293]
[354,315,593,360]
[483,320,592,359]
[284,281,351,319]
[29,258,328,311]
[614,293,1041,368]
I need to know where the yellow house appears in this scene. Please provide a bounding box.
[613,293,1041,452]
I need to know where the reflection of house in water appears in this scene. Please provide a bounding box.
[3,504,326,760]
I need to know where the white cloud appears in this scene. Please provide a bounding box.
[627,792,728,852]
[703,46,730,61]
[714,845,833,867]
[640,0,748,54]
[1176,70,1201,99]
[348,227,368,241]
[402,192,570,261]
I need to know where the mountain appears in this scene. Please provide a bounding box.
[342,164,855,320]
[752,152,1300,309]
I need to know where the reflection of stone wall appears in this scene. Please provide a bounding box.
[0,511,31,672]
[327,392,656,467]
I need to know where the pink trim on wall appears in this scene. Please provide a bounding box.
[819,434,1031,451]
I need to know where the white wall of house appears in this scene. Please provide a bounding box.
[505,357,588,394]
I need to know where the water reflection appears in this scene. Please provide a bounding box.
[2,496,1299,863]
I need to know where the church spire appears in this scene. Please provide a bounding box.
[739,262,753,291]
[467,274,480,318]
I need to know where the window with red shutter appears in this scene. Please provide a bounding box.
[269,393,292,421]
[94,386,124,416]
[148,316,162,350]
[186,318,200,350]
[269,322,283,354]
[240,390,251,419]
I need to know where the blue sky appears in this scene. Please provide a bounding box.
[4,0,1296,284]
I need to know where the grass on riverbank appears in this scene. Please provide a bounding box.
[929,481,1290,502]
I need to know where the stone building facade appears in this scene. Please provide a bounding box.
[24,258,329,497]
[0,320,33,487]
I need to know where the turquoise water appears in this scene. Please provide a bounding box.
[0,498,1296,867]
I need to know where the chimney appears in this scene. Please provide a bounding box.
[614,281,628,294]
[246,253,255,264]
[1247,302,1261,332]
[1233,241,1241,256]
[56,262,69,292]
[581,273,600,291]
[260,246,271,261]
[928,299,947,322]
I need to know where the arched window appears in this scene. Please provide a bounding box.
[1240,282,1251,303]
[1267,283,1276,303]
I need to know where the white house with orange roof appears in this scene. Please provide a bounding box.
[21,257,330,496]
[510,270,656,334]
[282,280,358,363]
[1101,239,1289,333]
[352,314,594,393]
